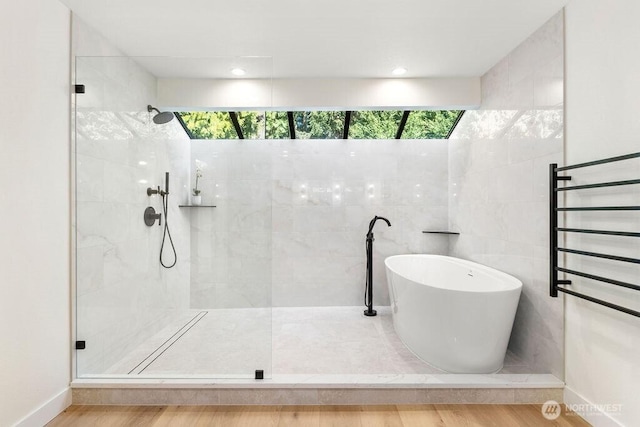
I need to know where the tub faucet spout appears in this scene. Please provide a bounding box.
[367,216,391,237]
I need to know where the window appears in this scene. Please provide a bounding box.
[349,111,403,139]
[401,110,462,139]
[265,112,290,139]
[176,110,463,140]
[294,111,346,139]
[178,112,238,139]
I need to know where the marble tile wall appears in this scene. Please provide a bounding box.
[74,53,192,375]
[448,12,564,377]
[189,139,449,308]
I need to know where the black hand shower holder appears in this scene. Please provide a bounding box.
[550,152,640,318]
[145,172,177,269]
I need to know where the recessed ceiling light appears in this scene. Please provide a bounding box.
[392,67,407,76]
[231,68,246,76]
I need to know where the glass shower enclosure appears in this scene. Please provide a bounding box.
[73,56,272,379]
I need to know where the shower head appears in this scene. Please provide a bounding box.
[147,105,174,125]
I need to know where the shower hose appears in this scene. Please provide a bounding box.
[160,192,177,268]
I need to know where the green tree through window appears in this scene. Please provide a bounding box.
[348,111,403,139]
[177,110,462,140]
[402,110,461,139]
[179,111,237,139]
[295,111,345,139]
[265,112,290,139]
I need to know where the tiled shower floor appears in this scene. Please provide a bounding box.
[105,306,531,377]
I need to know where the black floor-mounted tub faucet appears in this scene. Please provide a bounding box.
[364,216,391,316]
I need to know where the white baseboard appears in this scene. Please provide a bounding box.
[564,387,624,427]
[14,388,72,427]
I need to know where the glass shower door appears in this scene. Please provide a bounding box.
[74,55,272,379]
[188,137,274,379]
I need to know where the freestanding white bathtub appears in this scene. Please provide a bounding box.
[384,254,522,374]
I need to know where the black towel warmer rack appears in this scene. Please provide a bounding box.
[550,152,640,318]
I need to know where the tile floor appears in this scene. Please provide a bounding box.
[101,306,531,379]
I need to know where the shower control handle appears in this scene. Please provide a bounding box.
[144,206,162,227]
[147,186,161,196]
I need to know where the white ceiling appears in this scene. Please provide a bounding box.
[59,0,569,79]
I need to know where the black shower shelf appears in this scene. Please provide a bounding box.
[422,231,460,235]
[179,205,217,208]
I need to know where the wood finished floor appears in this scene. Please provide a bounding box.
[48,404,591,426]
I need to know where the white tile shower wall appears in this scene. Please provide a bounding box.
[562,159,640,426]
[190,139,449,308]
[448,12,564,377]
[73,34,192,373]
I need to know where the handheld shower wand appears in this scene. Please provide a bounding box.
[364,216,391,316]
[145,173,177,268]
